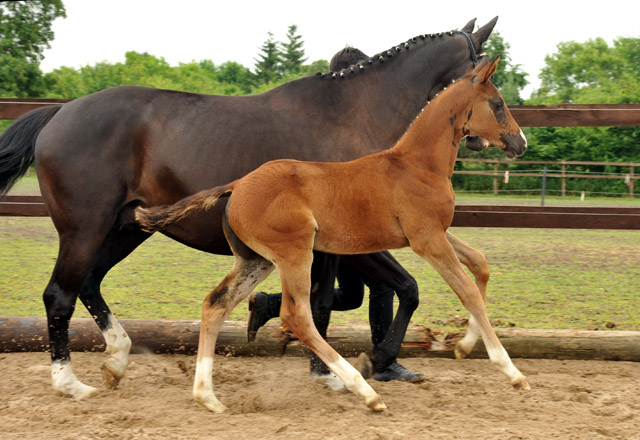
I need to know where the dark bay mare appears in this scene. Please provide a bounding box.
[134,56,529,412]
[0,18,497,400]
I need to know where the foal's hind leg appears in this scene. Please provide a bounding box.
[192,217,275,413]
[446,232,491,359]
[412,233,529,390]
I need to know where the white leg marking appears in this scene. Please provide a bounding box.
[193,356,227,413]
[102,314,132,380]
[327,357,385,410]
[311,371,346,391]
[486,346,528,388]
[51,360,98,400]
[456,315,481,357]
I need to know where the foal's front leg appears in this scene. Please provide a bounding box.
[446,232,490,359]
[277,260,386,411]
[412,233,530,390]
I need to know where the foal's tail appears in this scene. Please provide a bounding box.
[0,105,62,196]
[135,184,234,233]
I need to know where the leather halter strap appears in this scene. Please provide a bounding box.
[458,31,486,67]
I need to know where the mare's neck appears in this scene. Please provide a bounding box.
[391,84,472,177]
[315,34,473,154]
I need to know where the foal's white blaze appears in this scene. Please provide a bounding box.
[193,356,227,413]
[519,129,528,147]
[51,360,98,400]
[327,356,385,410]
[101,314,132,379]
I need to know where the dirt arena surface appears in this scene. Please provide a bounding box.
[1,352,639,440]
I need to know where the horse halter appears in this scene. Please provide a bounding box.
[458,31,487,67]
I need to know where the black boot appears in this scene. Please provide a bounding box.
[373,359,424,383]
[247,292,281,343]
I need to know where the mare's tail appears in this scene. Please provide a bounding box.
[0,105,62,196]
[135,185,234,232]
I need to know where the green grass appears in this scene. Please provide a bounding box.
[3,175,639,331]
[1,214,638,332]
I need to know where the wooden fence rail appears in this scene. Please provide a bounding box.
[2,195,639,229]
[3,100,640,126]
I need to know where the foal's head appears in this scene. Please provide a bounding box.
[463,56,527,158]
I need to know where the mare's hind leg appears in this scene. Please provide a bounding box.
[78,218,151,389]
[446,232,491,359]
[412,233,530,390]
[193,219,274,413]
[45,228,113,400]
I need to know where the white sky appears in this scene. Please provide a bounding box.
[40,0,640,99]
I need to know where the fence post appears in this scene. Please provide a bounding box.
[541,165,548,207]
[493,162,499,195]
[561,163,566,197]
[630,165,635,199]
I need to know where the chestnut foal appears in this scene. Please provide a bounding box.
[135,56,529,412]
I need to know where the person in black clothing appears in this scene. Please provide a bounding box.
[248,250,422,383]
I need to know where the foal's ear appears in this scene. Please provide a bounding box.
[481,55,501,83]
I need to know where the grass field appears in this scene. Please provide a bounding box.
[2,176,639,332]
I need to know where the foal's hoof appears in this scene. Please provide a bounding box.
[512,376,531,391]
[354,353,373,379]
[366,395,387,412]
[196,398,229,414]
[101,364,124,390]
[454,342,471,360]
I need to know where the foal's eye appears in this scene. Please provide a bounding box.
[494,100,504,110]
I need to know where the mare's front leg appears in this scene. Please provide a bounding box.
[193,254,274,413]
[412,232,530,390]
[445,232,491,359]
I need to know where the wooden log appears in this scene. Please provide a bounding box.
[2,317,640,361]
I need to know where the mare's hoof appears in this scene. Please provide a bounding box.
[354,352,373,379]
[512,377,531,391]
[101,364,123,390]
[373,361,425,383]
[366,395,387,412]
[247,292,271,343]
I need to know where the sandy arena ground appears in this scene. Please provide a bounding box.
[1,352,639,439]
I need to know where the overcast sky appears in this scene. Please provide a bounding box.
[40,0,640,98]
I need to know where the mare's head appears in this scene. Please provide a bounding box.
[462,56,527,158]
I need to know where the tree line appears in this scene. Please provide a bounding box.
[1,1,638,196]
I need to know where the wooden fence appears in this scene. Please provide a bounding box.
[455,158,638,197]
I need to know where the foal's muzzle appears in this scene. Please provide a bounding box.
[501,130,528,158]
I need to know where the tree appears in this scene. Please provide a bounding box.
[280,24,307,75]
[0,0,66,97]
[254,31,282,84]
[483,31,528,105]
[532,37,640,104]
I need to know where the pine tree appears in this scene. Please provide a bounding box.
[254,31,281,84]
[280,24,307,75]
